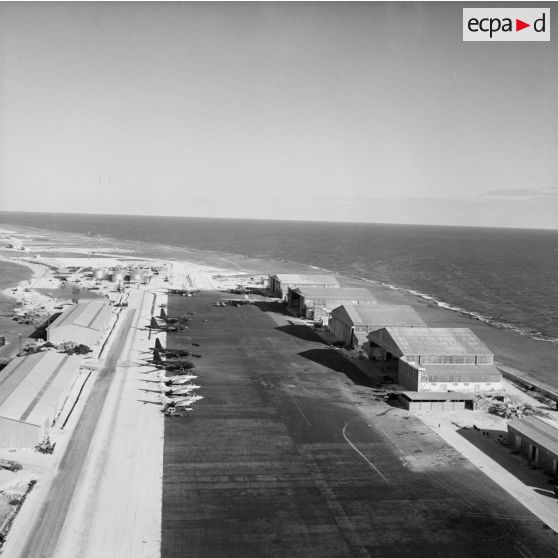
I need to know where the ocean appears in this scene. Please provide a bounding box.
[1,211,557,343]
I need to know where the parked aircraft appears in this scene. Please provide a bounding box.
[149,316,187,332]
[157,371,198,384]
[159,394,204,411]
[160,383,201,396]
[153,349,196,370]
[154,338,192,357]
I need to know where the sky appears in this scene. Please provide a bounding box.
[0,2,556,229]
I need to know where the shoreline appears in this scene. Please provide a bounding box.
[1,222,557,392]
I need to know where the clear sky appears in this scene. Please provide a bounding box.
[0,2,556,228]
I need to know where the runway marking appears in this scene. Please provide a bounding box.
[342,420,389,483]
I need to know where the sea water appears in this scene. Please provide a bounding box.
[1,212,557,342]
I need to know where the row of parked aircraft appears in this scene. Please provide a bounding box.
[144,312,204,415]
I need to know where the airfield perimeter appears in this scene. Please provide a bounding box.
[162,292,558,558]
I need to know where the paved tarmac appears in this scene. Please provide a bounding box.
[162,292,558,558]
[19,309,136,558]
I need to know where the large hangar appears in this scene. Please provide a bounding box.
[47,299,113,347]
[368,327,500,393]
[288,287,376,322]
[330,304,426,348]
[269,273,340,300]
[0,352,82,448]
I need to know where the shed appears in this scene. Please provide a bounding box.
[330,305,426,348]
[398,391,474,411]
[508,416,558,475]
[0,352,81,448]
[269,274,340,299]
[47,300,112,347]
[288,287,376,321]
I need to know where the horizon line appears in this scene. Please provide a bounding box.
[0,209,556,233]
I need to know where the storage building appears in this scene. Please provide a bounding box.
[398,391,474,411]
[330,305,426,348]
[507,416,558,475]
[269,274,340,300]
[0,352,81,448]
[368,327,500,393]
[288,287,376,322]
[47,300,112,347]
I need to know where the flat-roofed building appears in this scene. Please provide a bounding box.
[508,416,558,475]
[398,391,474,411]
[0,352,81,448]
[288,287,376,322]
[330,305,426,348]
[368,327,499,392]
[269,274,340,300]
[47,299,112,347]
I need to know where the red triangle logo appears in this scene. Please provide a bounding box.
[516,19,530,31]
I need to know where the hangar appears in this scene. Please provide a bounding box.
[47,299,113,347]
[508,416,558,475]
[0,352,82,448]
[368,327,500,393]
[269,273,340,300]
[329,304,426,348]
[288,287,376,322]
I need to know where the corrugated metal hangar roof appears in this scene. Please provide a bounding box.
[48,300,109,332]
[380,327,493,356]
[273,273,340,285]
[293,287,375,300]
[333,304,426,327]
[0,352,81,426]
[509,416,558,456]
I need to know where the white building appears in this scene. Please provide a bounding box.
[330,305,426,348]
[47,299,112,347]
[0,352,82,448]
[269,274,340,300]
[368,327,501,393]
[288,287,376,322]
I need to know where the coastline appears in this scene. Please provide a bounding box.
[1,222,557,392]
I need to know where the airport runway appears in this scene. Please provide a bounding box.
[162,293,558,557]
[19,309,136,558]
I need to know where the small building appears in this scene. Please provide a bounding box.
[0,352,82,448]
[398,391,474,411]
[47,300,112,347]
[508,416,558,475]
[330,305,426,348]
[368,327,500,393]
[288,287,376,322]
[269,274,340,300]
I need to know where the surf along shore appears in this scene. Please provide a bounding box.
[2,222,555,394]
